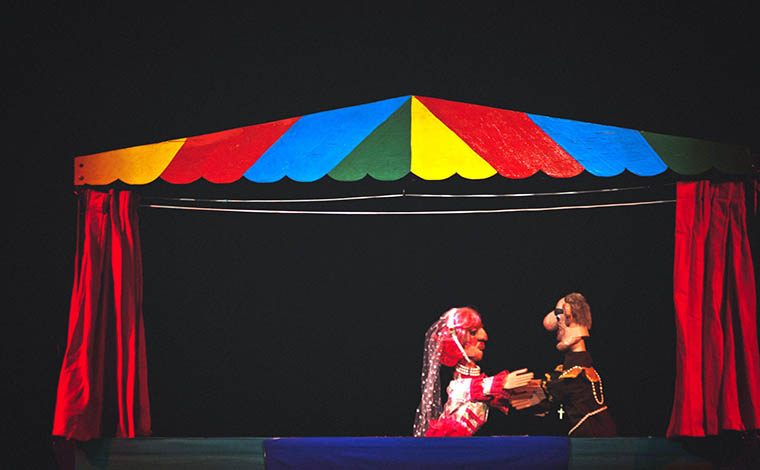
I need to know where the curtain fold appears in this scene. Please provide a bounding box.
[667,180,760,438]
[53,189,151,440]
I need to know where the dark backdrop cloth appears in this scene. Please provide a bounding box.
[53,189,151,440]
[667,180,760,437]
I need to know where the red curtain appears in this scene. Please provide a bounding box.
[53,189,151,440]
[667,180,760,438]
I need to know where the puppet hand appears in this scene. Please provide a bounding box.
[510,379,541,394]
[504,368,534,390]
[509,396,536,410]
[509,388,546,410]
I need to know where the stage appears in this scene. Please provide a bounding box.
[55,436,720,469]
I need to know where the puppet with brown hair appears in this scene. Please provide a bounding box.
[413,307,535,437]
[510,293,617,437]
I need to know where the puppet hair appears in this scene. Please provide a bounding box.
[563,292,592,328]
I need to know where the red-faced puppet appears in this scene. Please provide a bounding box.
[413,307,534,437]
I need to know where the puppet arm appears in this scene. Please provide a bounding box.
[466,369,534,400]
[467,371,510,401]
[465,369,535,416]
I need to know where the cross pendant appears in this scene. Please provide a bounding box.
[558,405,565,420]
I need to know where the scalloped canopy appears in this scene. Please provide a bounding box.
[74,96,753,185]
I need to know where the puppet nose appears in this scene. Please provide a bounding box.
[543,311,558,331]
[476,328,488,342]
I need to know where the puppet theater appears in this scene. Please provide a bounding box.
[53,96,759,469]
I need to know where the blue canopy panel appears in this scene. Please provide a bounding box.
[244,97,409,182]
[527,114,669,176]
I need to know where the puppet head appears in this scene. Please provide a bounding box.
[543,293,591,351]
[437,307,487,366]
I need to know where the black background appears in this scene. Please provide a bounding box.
[139,172,678,437]
[4,2,758,451]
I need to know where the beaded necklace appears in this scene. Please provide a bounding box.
[562,365,605,405]
[455,363,481,377]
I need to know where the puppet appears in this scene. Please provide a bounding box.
[413,307,534,437]
[510,293,617,437]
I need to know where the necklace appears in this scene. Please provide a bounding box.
[455,363,481,377]
[561,365,605,405]
[591,377,604,405]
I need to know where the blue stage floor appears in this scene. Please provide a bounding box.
[65,436,715,469]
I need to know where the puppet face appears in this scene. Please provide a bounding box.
[543,298,567,335]
[439,307,488,366]
[463,325,488,362]
[553,298,570,342]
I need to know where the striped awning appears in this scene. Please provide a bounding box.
[74,96,753,185]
